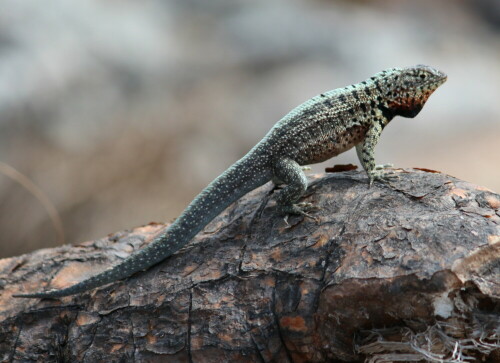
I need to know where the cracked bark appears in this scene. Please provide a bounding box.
[1,169,499,362]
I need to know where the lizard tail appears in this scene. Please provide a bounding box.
[14,157,271,298]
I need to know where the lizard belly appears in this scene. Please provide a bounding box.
[298,125,366,165]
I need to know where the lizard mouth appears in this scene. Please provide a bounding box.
[411,64,448,88]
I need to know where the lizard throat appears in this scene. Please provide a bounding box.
[389,98,426,118]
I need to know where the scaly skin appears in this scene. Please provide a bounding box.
[14,64,447,298]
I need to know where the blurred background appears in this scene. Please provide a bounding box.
[0,0,499,258]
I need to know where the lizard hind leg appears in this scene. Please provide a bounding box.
[272,158,315,219]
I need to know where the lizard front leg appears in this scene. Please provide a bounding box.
[356,123,396,187]
[273,158,314,218]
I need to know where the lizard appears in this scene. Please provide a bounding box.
[14,64,447,298]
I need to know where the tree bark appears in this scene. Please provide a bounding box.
[1,169,499,362]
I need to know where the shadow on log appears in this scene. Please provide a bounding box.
[0,169,499,362]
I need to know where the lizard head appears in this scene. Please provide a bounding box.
[381,65,447,118]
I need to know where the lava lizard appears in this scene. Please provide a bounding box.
[14,64,447,298]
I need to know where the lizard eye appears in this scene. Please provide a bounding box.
[419,74,426,80]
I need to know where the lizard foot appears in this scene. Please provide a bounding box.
[368,171,399,188]
[278,202,319,223]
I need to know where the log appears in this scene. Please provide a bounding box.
[0,169,499,362]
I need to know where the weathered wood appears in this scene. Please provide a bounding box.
[1,169,499,362]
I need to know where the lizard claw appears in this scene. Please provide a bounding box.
[368,171,399,188]
[277,202,319,223]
